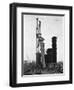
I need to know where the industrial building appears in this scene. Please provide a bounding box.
[36,18,57,68]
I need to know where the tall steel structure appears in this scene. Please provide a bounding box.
[36,18,46,68]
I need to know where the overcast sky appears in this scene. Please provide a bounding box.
[23,14,64,62]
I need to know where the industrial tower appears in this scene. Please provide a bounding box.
[36,18,46,68]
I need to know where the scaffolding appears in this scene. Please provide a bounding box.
[36,18,46,68]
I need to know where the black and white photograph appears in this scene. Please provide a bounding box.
[10,3,72,87]
[22,14,64,75]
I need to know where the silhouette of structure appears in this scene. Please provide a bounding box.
[36,18,46,68]
[45,37,57,66]
[52,37,57,63]
[36,18,57,68]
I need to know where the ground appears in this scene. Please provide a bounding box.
[23,61,63,75]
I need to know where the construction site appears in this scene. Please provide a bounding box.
[24,18,63,75]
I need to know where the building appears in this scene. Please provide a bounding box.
[36,18,57,68]
[45,37,57,66]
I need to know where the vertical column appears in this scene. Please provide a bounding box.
[40,42,46,68]
[36,18,41,65]
[52,37,57,63]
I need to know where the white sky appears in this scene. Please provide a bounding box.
[23,15,64,62]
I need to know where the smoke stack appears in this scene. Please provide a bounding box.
[52,37,57,49]
[52,37,57,63]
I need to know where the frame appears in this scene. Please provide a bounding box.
[10,3,72,87]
